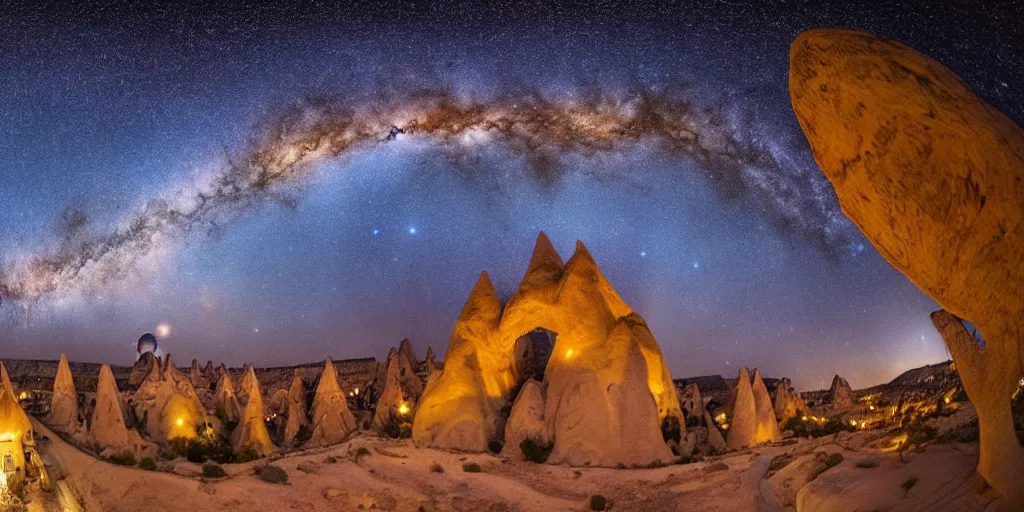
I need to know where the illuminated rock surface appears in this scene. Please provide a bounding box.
[127,351,157,389]
[283,370,309,447]
[414,233,683,466]
[0,361,13,394]
[309,357,357,446]
[826,374,854,410]
[132,354,208,443]
[772,377,808,426]
[750,369,781,443]
[189,359,210,390]
[790,28,1024,503]
[49,352,79,433]
[726,367,758,450]
[501,379,548,460]
[214,366,242,424]
[371,349,409,432]
[89,364,150,457]
[231,371,275,456]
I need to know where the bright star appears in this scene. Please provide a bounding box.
[640,251,647,257]
[409,227,417,235]
[372,228,380,235]
[254,328,260,334]
[693,260,700,269]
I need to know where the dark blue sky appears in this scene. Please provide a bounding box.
[1,2,1020,390]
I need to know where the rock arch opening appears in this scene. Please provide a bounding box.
[514,328,556,384]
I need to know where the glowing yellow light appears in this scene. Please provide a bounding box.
[354,388,359,395]
[565,349,575,359]
[156,322,172,338]
[398,403,410,415]
[850,419,858,426]
[715,413,727,424]
[176,418,184,427]
[869,405,875,411]
[720,423,729,430]
[860,421,866,428]
[801,415,808,421]
[18,392,28,400]
[944,397,951,404]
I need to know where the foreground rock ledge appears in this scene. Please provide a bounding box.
[789,28,1024,504]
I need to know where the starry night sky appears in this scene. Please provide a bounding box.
[0,1,1020,390]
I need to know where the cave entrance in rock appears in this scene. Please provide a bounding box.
[515,328,556,383]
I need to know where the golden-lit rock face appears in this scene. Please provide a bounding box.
[309,357,357,446]
[726,367,758,450]
[0,385,33,489]
[750,369,781,444]
[790,29,1024,504]
[230,370,275,456]
[49,353,79,433]
[413,233,684,465]
[89,365,149,458]
[282,371,309,448]
[132,354,207,444]
[0,362,13,394]
[213,367,242,424]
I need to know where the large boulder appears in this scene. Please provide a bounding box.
[50,353,79,433]
[790,28,1024,503]
[309,357,357,446]
[414,233,683,466]
[131,354,208,443]
[826,375,854,410]
[501,379,548,460]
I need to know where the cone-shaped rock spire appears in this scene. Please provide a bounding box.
[309,357,357,445]
[89,365,143,457]
[398,338,418,367]
[50,353,79,432]
[726,367,757,450]
[0,362,14,395]
[372,349,409,432]
[238,364,260,404]
[231,371,275,456]
[283,370,309,447]
[751,369,781,444]
[214,367,242,424]
[132,353,208,443]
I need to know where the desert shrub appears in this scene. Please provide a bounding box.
[234,445,261,463]
[783,417,854,439]
[684,415,702,429]
[661,415,682,443]
[325,456,338,464]
[903,422,938,450]
[430,462,444,473]
[255,464,288,484]
[520,438,554,464]
[951,387,969,403]
[855,458,878,468]
[105,451,136,467]
[202,463,227,478]
[168,436,190,457]
[589,494,608,511]
[352,447,372,463]
[901,476,918,492]
[462,462,482,473]
[139,458,158,471]
[294,424,312,447]
[378,416,413,439]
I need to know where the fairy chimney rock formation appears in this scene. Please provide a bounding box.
[132,354,208,443]
[726,367,758,450]
[414,233,684,466]
[790,28,1024,503]
[399,338,418,367]
[50,353,79,432]
[90,364,147,457]
[827,374,854,410]
[214,367,242,424]
[309,357,358,446]
[1,362,14,394]
[372,349,409,432]
[772,377,808,426]
[128,351,158,389]
[283,371,310,447]
[238,364,261,405]
[231,372,275,456]
[703,410,728,454]
[751,369,781,443]
[679,382,705,420]
[190,359,210,389]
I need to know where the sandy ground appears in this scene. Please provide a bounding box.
[21,419,1009,512]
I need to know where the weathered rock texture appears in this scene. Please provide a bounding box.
[371,349,409,432]
[726,367,758,450]
[238,364,261,405]
[131,354,208,443]
[89,365,149,457]
[127,352,158,389]
[827,375,854,410]
[772,377,809,426]
[679,382,705,420]
[309,357,358,446]
[190,359,210,390]
[501,379,548,460]
[790,28,1024,503]
[751,369,781,443]
[214,367,242,424]
[230,371,275,456]
[283,371,310,447]
[50,353,79,432]
[399,338,418,368]
[1,362,14,393]
[413,233,683,466]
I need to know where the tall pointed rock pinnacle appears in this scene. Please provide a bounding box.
[458,271,502,327]
[90,364,136,455]
[231,370,275,456]
[238,364,260,404]
[50,353,79,432]
[283,370,310,447]
[309,357,357,446]
[726,367,758,450]
[0,362,13,394]
[751,369,781,444]
[517,232,565,293]
[398,338,418,367]
[214,367,241,423]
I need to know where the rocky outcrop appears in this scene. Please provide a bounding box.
[309,358,357,446]
[827,375,854,410]
[751,369,781,443]
[128,351,158,389]
[190,359,210,390]
[773,377,808,426]
[501,379,548,460]
[132,354,208,443]
[372,349,409,432]
[230,371,275,456]
[703,410,727,454]
[283,371,309,447]
[679,382,705,420]
[50,353,79,432]
[238,364,261,405]
[726,367,758,450]
[414,233,683,466]
[89,365,149,458]
[213,367,242,424]
[790,28,1024,503]
[399,338,417,367]
[0,361,13,394]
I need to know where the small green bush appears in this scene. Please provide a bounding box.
[352,447,371,463]
[430,462,444,473]
[235,445,261,463]
[855,458,878,469]
[202,463,227,478]
[901,476,918,492]
[520,438,554,464]
[589,494,608,511]
[462,462,482,473]
[255,464,288,484]
[105,451,136,467]
[325,456,338,464]
[139,458,158,471]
